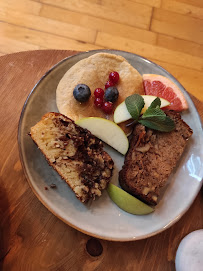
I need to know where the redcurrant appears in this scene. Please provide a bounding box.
[105,80,114,89]
[94,88,104,98]
[109,71,119,84]
[94,97,103,108]
[102,101,113,114]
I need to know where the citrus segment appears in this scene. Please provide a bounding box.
[143,74,188,111]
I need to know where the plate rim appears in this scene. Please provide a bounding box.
[18,49,203,241]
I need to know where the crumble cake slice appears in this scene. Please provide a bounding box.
[30,112,114,202]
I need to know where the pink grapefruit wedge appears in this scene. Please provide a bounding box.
[143,74,188,111]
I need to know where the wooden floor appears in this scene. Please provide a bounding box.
[0,0,203,100]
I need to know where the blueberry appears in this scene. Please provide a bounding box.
[104,87,119,103]
[73,84,91,102]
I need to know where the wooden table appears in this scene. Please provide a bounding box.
[0,50,202,271]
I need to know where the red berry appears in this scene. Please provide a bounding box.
[94,97,103,107]
[102,101,113,114]
[94,88,104,98]
[109,71,119,84]
[105,80,114,89]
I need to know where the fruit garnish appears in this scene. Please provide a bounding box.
[109,71,119,84]
[104,87,119,103]
[143,74,188,111]
[114,95,170,124]
[75,117,129,155]
[107,184,154,215]
[102,101,113,114]
[115,94,175,132]
[94,97,103,108]
[94,88,104,98]
[105,80,114,89]
[73,84,91,102]
[92,71,120,113]
[114,102,132,124]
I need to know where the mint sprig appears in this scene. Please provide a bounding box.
[125,94,144,121]
[139,116,175,132]
[125,95,175,132]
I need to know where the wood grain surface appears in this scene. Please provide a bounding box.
[0,0,203,101]
[0,50,202,271]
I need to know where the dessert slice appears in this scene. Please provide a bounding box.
[119,111,193,206]
[30,112,114,202]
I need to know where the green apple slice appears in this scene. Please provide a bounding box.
[114,95,170,124]
[107,183,154,215]
[75,117,129,155]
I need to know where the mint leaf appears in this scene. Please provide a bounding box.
[148,97,161,109]
[125,94,144,121]
[139,116,175,132]
[140,106,175,132]
[142,107,166,120]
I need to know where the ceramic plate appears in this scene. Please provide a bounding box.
[18,50,203,241]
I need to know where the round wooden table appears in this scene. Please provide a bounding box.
[0,50,202,271]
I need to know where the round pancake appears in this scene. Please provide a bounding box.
[56,53,144,132]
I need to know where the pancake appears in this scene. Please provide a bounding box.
[56,53,144,133]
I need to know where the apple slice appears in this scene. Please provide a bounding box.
[114,95,170,124]
[76,117,129,155]
[107,183,154,215]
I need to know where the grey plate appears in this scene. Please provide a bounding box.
[18,49,203,241]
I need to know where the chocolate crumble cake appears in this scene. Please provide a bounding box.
[119,111,193,206]
[30,112,114,202]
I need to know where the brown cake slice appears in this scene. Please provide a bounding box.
[119,111,193,206]
[30,112,114,202]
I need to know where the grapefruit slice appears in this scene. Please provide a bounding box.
[143,74,188,111]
